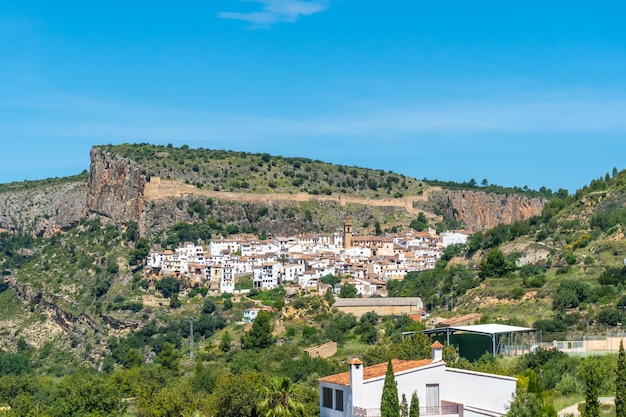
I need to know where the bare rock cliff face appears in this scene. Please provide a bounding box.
[0,148,546,237]
[87,148,145,224]
[426,189,545,232]
[0,180,87,237]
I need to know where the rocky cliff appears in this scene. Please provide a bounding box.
[423,189,545,232]
[0,146,546,237]
[0,176,87,237]
[87,148,145,224]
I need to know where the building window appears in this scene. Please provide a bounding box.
[322,387,333,409]
[335,389,344,411]
[426,384,440,409]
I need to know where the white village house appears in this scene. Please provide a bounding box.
[145,223,457,296]
[440,231,471,248]
[318,342,516,417]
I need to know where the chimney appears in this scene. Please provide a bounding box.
[349,357,364,408]
[431,341,444,362]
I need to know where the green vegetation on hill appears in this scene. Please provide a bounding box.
[3,144,626,416]
[437,169,626,333]
[100,143,426,197]
[424,177,564,199]
[0,171,88,193]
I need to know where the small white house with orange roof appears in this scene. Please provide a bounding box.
[318,342,516,417]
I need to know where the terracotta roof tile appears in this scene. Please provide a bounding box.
[319,358,432,386]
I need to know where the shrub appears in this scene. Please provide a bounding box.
[107,259,120,274]
[156,277,180,298]
[556,373,582,396]
[598,266,626,286]
[523,274,546,288]
[519,264,546,278]
[597,307,622,326]
[511,287,525,300]
[563,312,582,326]
[534,318,567,333]
[564,252,577,265]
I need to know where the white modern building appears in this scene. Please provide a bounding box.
[441,231,471,248]
[253,261,282,290]
[319,342,516,417]
[243,308,260,323]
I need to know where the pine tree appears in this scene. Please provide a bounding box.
[409,391,420,417]
[220,330,232,352]
[617,340,626,417]
[381,360,400,417]
[400,393,409,417]
[242,310,274,349]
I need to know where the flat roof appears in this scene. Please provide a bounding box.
[424,324,534,336]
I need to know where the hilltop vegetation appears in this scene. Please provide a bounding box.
[101,143,426,198]
[0,171,88,194]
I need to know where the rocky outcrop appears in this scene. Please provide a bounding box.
[0,178,87,237]
[0,147,547,237]
[10,278,102,333]
[87,148,145,224]
[424,189,545,232]
[0,148,146,236]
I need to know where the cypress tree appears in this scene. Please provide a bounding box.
[579,357,601,417]
[617,340,626,417]
[381,360,400,417]
[400,393,409,417]
[409,391,420,417]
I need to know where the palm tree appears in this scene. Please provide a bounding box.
[258,377,305,417]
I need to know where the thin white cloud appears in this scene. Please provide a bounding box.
[3,89,626,142]
[218,0,328,28]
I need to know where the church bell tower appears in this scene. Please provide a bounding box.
[343,217,353,249]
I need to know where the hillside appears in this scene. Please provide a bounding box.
[0,142,549,372]
[405,169,626,337]
[1,144,624,417]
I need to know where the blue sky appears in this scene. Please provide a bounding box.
[1,1,626,192]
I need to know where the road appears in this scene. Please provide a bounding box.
[557,397,614,417]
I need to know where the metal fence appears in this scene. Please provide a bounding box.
[541,331,626,354]
[353,405,460,416]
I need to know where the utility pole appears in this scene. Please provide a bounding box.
[450,284,457,311]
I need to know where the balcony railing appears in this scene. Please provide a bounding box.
[353,407,381,417]
[421,405,460,415]
[353,404,459,417]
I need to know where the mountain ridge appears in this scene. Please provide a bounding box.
[0,143,546,237]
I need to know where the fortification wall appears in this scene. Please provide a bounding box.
[144,177,439,217]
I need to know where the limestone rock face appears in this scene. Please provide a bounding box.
[0,179,87,237]
[87,148,145,224]
[0,147,547,237]
[426,189,545,232]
